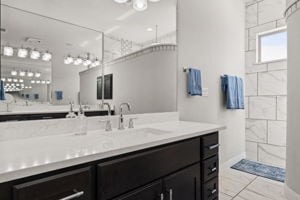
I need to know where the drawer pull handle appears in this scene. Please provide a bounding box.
[169,189,173,200]
[60,191,84,200]
[210,167,217,172]
[208,144,219,150]
[210,189,217,195]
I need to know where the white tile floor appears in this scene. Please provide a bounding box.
[220,168,287,200]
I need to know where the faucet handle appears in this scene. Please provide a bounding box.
[128,117,138,129]
[99,119,112,131]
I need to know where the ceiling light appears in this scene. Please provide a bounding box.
[133,0,147,11]
[11,70,17,76]
[31,80,35,84]
[19,79,24,83]
[7,78,12,82]
[36,80,41,84]
[30,49,40,59]
[41,80,46,84]
[19,71,26,77]
[42,52,52,61]
[18,48,28,58]
[147,28,153,32]
[13,79,18,83]
[27,72,34,77]
[83,59,92,66]
[35,72,41,78]
[74,57,83,65]
[64,55,73,64]
[3,46,14,56]
[114,0,128,3]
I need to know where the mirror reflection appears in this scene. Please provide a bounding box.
[0,0,177,120]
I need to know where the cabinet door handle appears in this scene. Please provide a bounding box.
[210,189,217,195]
[210,167,217,172]
[59,191,84,200]
[208,144,219,150]
[169,189,173,200]
[160,193,164,200]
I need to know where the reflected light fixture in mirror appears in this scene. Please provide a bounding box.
[31,80,35,84]
[114,0,128,3]
[83,59,92,66]
[35,72,41,78]
[133,0,148,11]
[18,48,28,58]
[149,0,160,2]
[74,57,83,65]
[27,72,34,77]
[42,51,52,61]
[3,46,13,56]
[19,71,26,77]
[11,70,17,76]
[64,55,73,64]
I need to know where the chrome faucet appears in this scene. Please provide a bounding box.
[66,101,77,118]
[101,103,112,131]
[118,103,131,130]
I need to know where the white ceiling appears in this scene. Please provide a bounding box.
[1,0,177,44]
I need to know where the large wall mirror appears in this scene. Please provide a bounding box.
[0,0,177,121]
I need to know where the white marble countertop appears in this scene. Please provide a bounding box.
[0,108,112,115]
[0,121,225,183]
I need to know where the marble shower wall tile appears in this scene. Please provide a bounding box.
[258,144,286,168]
[268,120,287,146]
[246,4,258,28]
[246,119,267,143]
[277,96,287,120]
[249,96,276,119]
[245,97,249,118]
[248,21,277,39]
[245,73,258,96]
[258,0,286,24]
[246,141,258,161]
[258,70,287,95]
[268,61,287,71]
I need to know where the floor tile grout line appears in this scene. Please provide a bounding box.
[231,176,258,199]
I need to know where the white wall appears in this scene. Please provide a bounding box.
[285,3,300,199]
[80,46,177,114]
[177,0,245,164]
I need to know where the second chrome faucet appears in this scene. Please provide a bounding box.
[118,103,131,130]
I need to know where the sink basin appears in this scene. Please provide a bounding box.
[103,128,172,139]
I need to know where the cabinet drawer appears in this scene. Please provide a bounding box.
[13,167,93,200]
[202,155,219,182]
[201,132,219,160]
[202,177,218,200]
[97,138,200,199]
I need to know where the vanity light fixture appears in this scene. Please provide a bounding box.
[147,27,153,32]
[83,59,92,66]
[133,0,148,11]
[149,0,160,2]
[92,58,101,67]
[41,80,46,84]
[36,80,41,84]
[30,49,40,59]
[27,72,34,77]
[19,79,24,83]
[16,83,20,86]
[64,55,74,64]
[3,46,14,56]
[42,51,52,61]
[18,48,28,58]
[74,57,83,65]
[31,80,35,84]
[11,70,18,76]
[19,71,26,77]
[35,72,41,78]
[7,78,12,82]
[114,0,128,3]
[13,79,18,83]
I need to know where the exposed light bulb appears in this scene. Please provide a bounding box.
[19,71,26,77]
[74,57,83,65]
[64,55,73,64]
[27,72,34,77]
[35,72,41,78]
[41,80,46,84]
[133,0,147,11]
[36,80,41,84]
[7,78,12,82]
[18,48,28,58]
[114,0,128,3]
[31,80,35,84]
[149,0,160,2]
[92,58,100,67]
[46,80,51,84]
[83,59,92,66]
[19,79,24,83]
[13,79,18,83]
[30,50,40,59]
[42,52,52,61]
[11,70,18,76]
[3,46,14,56]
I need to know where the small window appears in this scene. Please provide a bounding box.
[256,27,287,63]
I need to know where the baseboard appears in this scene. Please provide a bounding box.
[220,152,246,171]
[284,184,300,200]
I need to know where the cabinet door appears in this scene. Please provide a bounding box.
[114,181,163,200]
[164,164,200,200]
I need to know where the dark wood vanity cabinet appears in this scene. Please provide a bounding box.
[0,132,219,200]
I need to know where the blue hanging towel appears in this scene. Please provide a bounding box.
[187,68,202,96]
[55,91,63,100]
[221,75,244,109]
[0,80,5,101]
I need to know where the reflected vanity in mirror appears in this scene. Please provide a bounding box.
[0,0,177,122]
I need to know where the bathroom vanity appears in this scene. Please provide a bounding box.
[0,118,224,200]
